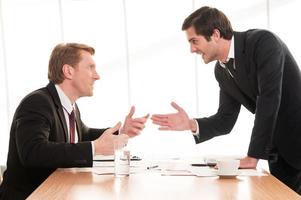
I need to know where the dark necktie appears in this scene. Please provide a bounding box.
[69,109,76,143]
[225,58,235,78]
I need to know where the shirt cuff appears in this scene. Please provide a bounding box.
[91,141,95,157]
[192,119,199,135]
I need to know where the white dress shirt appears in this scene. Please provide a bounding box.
[55,85,95,156]
[55,85,79,143]
[219,36,235,69]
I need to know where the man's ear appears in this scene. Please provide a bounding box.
[211,29,221,42]
[62,64,74,80]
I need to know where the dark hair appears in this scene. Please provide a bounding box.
[48,43,95,84]
[182,6,233,41]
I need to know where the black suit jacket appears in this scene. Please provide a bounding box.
[194,29,301,169]
[0,82,106,200]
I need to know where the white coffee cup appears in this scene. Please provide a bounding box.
[217,159,240,175]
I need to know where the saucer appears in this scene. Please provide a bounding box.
[217,171,240,179]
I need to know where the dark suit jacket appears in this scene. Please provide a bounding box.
[0,82,106,200]
[194,29,301,169]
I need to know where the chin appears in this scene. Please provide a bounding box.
[203,59,209,64]
[203,58,214,64]
[84,91,93,97]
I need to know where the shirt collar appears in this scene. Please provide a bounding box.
[228,36,235,60]
[55,84,74,114]
[219,36,235,67]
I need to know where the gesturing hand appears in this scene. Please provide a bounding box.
[120,106,149,137]
[94,122,129,155]
[151,102,196,131]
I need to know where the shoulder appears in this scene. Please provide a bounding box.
[237,29,285,56]
[21,87,52,106]
[245,29,283,45]
[15,85,57,118]
[20,82,59,107]
[246,29,271,35]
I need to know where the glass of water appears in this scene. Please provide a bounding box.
[114,139,130,177]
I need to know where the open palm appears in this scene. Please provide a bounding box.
[151,102,191,131]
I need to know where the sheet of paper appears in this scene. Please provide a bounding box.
[189,167,217,177]
[93,155,142,162]
[93,155,114,161]
[190,168,267,177]
[161,165,267,177]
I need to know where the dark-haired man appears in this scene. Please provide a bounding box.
[152,6,301,194]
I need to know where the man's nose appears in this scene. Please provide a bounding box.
[94,71,100,80]
[190,45,197,53]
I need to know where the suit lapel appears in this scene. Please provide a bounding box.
[57,107,68,142]
[215,31,258,113]
[46,82,68,142]
[74,104,82,142]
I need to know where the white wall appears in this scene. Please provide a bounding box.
[0,0,300,165]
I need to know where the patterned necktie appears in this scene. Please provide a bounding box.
[69,109,76,144]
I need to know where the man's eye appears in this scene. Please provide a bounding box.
[191,40,197,45]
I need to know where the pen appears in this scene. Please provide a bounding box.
[147,165,159,170]
[191,163,216,167]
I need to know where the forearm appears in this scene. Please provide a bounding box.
[82,128,106,141]
[19,141,93,168]
[248,94,281,159]
[193,95,241,144]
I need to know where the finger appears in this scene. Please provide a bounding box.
[151,114,170,118]
[127,127,142,135]
[238,159,251,169]
[129,122,145,130]
[108,121,122,134]
[158,126,172,131]
[151,116,169,123]
[143,113,150,119]
[151,115,169,120]
[132,117,148,123]
[152,119,168,125]
[171,102,183,112]
[127,106,135,118]
[152,119,169,126]
[152,120,169,127]
[239,164,251,169]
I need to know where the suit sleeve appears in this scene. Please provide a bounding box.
[80,124,106,141]
[247,32,284,159]
[194,89,241,143]
[15,95,97,168]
